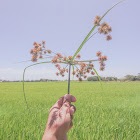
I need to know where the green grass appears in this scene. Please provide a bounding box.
[0,81,140,140]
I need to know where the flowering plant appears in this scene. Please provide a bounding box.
[23,1,123,98]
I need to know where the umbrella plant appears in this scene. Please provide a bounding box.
[23,0,123,115]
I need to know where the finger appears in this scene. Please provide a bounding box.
[60,102,71,121]
[49,96,64,113]
[71,114,74,120]
[70,105,76,115]
[62,134,67,140]
[61,95,76,118]
[69,121,73,130]
[63,94,76,104]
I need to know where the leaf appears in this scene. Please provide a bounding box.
[15,56,53,64]
[23,61,51,128]
[71,0,124,61]
[92,67,102,88]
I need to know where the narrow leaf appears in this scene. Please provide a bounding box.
[92,67,102,88]
[72,0,124,61]
[23,61,51,128]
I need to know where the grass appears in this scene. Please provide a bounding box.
[0,81,140,140]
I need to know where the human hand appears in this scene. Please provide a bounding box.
[42,94,76,140]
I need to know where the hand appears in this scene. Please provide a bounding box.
[42,94,77,140]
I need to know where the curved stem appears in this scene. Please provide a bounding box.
[23,61,51,128]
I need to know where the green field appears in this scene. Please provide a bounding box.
[0,82,140,140]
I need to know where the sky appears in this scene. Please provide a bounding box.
[0,0,140,81]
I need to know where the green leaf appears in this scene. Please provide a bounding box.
[23,61,51,128]
[71,25,96,61]
[71,0,124,61]
[92,67,102,88]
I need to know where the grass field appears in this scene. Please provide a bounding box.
[0,81,140,140]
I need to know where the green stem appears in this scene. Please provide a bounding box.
[71,0,124,61]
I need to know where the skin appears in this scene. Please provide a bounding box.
[42,94,77,140]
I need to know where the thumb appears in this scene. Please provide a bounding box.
[63,94,77,104]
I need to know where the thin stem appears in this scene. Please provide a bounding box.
[23,61,51,129]
[85,31,98,43]
[74,65,80,71]
[68,64,71,94]
[75,59,98,63]
[65,64,68,69]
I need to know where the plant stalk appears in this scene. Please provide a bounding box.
[68,64,71,94]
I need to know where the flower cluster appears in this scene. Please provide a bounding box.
[96,51,107,71]
[30,41,52,62]
[52,52,107,81]
[29,15,112,81]
[94,16,112,41]
[30,43,107,81]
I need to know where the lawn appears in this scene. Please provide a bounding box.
[0,81,140,140]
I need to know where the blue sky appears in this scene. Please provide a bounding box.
[0,0,140,80]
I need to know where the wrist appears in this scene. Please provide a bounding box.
[42,133,57,140]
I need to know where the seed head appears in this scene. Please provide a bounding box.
[76,74,79,78]
[96,51,102,57]
[31,55,37,62]
[87,69,90,73]
[84,75,87,79]
[102,56,107,61]
[47,50,52,54]
[44,51,47,54]
[34,45,39,48]
[95,15,101,20]
[101,22,109,28]
[56,72,59,76]
[89,64,94,68]
[68,56,72,60]
[55,64,60,68]
[33,49,38,55]
[99,61,105,66]
[91,71,95,75]
[33,42,37,46]
[63,57,67,61]
[106,35,112,41]
[76,54,81,59]
[51,56,58,63]
[56,53,63,58]
[39,55,43,59]
[30,49,34,54]
[108,27,112,32]
[42,41,46,44]
[99,66,105,71]
[93,16,101,26]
